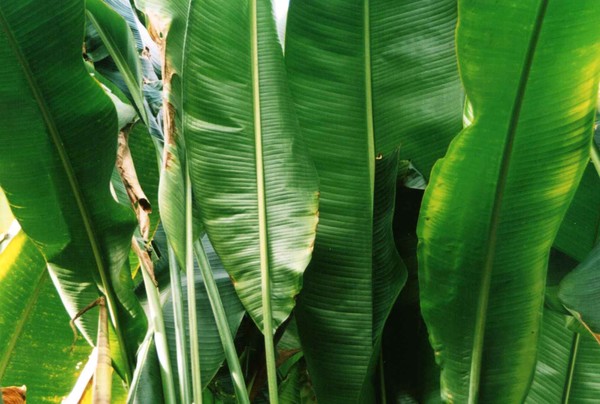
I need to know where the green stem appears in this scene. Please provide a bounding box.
[590,143,600,178]
[193,240,251,404]
[168,247,193,403]
[140,252,177,404]
[249,0,279,401]
[186,170,203,404]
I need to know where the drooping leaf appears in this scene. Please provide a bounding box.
[0,232,91,403]
[0,0,145,379]
[417,1,600,402]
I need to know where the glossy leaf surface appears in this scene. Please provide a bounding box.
[417,0,600,401]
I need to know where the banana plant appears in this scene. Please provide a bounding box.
[3,0,600,402]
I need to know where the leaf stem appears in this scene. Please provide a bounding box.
[168,247,193,403]
[193,240,251,404]
[379,349,387,404]
[186,169,203,404]
[138,245,177,404]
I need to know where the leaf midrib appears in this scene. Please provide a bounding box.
[364,0,376,343]
[250,1,279,401]
[468,1,550,402]
[561,332,580,404]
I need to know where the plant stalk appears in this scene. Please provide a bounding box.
[138,246,177,404]
[93,297,112,404]
[193,240,251,404]
[186,170,203,404]
[168,247,193,403]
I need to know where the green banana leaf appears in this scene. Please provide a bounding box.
[526,309,600,403]
[417,1,600,402]
[286,0,461,399]
[104,0,162,72]
[136,0,319,332]
[0,232,92,403]
[0,0,146,380]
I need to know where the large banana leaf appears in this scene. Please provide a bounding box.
[285,0,461,399]
[417,1,600,402]
[526,309,600,403]
[0,232,91,403]
[136,0,319,332]
[0,0,145,379]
